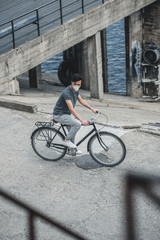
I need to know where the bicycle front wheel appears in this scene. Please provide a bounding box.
[88,131,126,167]
[31,127,66,161]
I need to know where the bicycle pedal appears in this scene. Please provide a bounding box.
[67,148,77,156]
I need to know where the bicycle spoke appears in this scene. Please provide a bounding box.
[88,132,126,167]
[31,127,66,161]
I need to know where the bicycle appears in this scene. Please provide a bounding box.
[31,112,126,167]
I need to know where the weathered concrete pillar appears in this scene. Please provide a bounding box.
[73,32,107,92]
[142,1,160,98]
[10,77,20,95]
[125,10,143,97]
[87,32,104,100]
[0,77,20,95]
[78,41,90,90]
[29,65,42,89]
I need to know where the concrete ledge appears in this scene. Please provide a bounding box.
[0,99,37,113]
[139,123,160,136]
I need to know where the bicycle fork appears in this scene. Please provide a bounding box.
[96,132,109,151]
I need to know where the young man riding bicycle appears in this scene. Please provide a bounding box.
[53,73,98,151]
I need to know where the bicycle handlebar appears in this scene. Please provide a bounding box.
[88,112,101,125]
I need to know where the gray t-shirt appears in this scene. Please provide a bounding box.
[53,86,79,115]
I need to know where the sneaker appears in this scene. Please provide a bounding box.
[76,150,82,155]
[63,140,77,149]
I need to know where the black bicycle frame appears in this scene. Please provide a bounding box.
[60,123,98,147]
[52,123,108,151]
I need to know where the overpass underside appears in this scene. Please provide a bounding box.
[0,0,159,99]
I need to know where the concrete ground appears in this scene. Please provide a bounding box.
[0,77,160,239]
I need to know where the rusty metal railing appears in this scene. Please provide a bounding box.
[1,172,160,239]
[0,187,88,240]
[125,172,160,240]
[0,0,107,54]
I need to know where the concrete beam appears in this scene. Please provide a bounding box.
[0,0,156,93]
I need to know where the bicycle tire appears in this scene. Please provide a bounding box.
[88,131,126,167]
[58,61,77,86]
[31,127,66,161]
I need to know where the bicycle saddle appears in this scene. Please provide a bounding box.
[52,119,58,123]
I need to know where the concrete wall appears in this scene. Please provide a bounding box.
[126,11,143,97]
[142,0,160,98]
[126,0,160,98]
[143,1,160,45]
[0,0,157,94]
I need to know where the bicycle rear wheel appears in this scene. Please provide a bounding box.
[31,127,66,161]
[88,131,126,167]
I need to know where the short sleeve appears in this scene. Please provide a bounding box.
[63,91,71,101]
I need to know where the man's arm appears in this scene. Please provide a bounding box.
[65,100,89,126]
[78,95,98,113]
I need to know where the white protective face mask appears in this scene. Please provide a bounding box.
[72,85,80,92]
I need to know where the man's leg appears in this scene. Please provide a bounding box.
[66,126,75,143]
[53,114,81,145]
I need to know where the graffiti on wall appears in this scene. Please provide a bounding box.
[132,40,142,84]
[142,43,160,98]
[132,41,160,98]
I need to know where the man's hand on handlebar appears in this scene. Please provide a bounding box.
[81,120,90,126]
[91,108,99,114]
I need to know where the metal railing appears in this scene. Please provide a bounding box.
[125,172,160,240]
[0,0,107,55]
[0,187,88,240]
[1,172,159,239]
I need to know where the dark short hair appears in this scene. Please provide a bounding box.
[71,73,82,82]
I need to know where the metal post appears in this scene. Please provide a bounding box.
[29,212,35,240]
[11,20,15,49]
[125,177,135,240]
[36,9,40,36]
[59,0,63,24]
[82,0,84,14]
[101,29,108,92]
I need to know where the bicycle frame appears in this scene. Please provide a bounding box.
[45,119,109,153]
[56,123,99,147]
[32,114,126,165]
